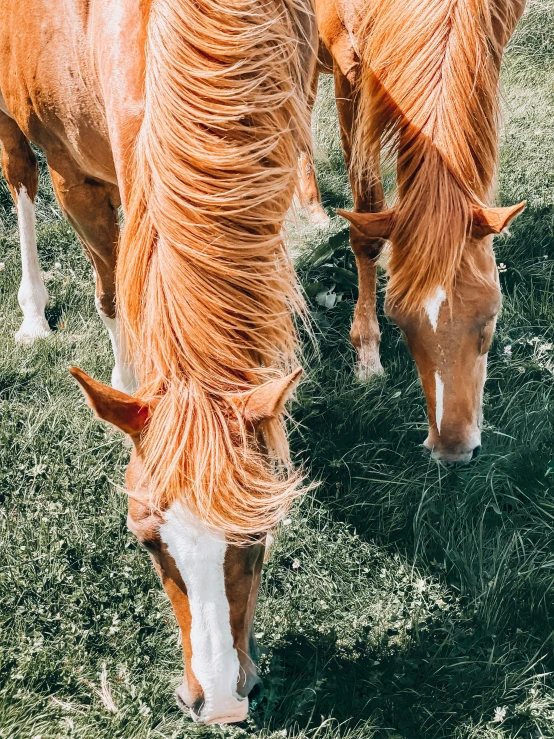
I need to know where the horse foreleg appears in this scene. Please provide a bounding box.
[49,165,137,393]
[298,150,329,227]
[96,299,137,395]
[297,70,329,228]
[350,245,384,380]
[334,66,386,380]
[0,113,51,343]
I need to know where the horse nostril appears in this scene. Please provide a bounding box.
[191,697,205,718]
[248,677,264,702]
[471,445,481,460]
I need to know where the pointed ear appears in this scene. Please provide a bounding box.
[233,368,303,425]
[337,209,395,240]
[472,202,526,238]
[69,366,149,437]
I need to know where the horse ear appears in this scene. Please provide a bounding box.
[70,366,149,437]
[337,209,395,239]
[472,202,526,238]
[233,368,303,424]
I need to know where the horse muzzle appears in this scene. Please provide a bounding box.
[175,682,249,725]
[424,427,481,465]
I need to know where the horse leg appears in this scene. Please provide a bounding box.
[49,165,137,393]
[0,112,51,343]
[334,66,386,380]
[297,70,330,228]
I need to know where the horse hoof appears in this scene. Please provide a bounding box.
[355,360,384,383]
[15,319,51,344]
[306,205,330,228]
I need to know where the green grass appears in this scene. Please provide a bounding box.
[2,2,554,736]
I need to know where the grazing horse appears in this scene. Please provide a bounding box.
[0,0,316,723]
[301,0,526,463]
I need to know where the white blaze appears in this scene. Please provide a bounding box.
[15,187,51,343]
[159,503,247,724]
[94,298,137,394]
[424,287,446,332]
[435,372,444,434]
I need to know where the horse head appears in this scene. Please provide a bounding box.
[70,366,302,723]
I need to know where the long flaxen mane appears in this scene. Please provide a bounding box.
[354,0,519,311]
[117,0,313,537]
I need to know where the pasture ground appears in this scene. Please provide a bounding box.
[1,2,554,737]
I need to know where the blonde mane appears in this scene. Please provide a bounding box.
[117,0,313,537]
[354,0,518,311]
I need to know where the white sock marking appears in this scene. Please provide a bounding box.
[424,287,446,332]
[94,298,137,394]
[159,503,248,724]
[435,372,444,435]
[15,187,51,344]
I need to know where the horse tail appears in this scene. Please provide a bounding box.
[117,0,314,537]
[354,0,513,311]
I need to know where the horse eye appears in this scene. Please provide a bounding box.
[479,319,495,354]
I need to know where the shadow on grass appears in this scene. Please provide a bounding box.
[252,592,546,737]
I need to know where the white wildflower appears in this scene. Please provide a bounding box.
[493,706,507,723]
[316,287,338,309]
[138,701,151,716]
[504,345,512,355]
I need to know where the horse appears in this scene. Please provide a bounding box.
[0,0,316,723]
[300,0,527,463]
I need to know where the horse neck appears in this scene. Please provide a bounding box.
[352,0,515,311]
[113,0,313,536]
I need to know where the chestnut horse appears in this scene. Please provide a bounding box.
[0,0,316,723]
[300,0,527,463]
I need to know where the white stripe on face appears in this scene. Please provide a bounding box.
[435,372,444,435]
[424,287,446,332]
[15,187,51,344]
[159,503,248,724]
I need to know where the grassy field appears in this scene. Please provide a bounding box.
[1,3,554,737]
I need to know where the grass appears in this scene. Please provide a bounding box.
[2,2,554,736]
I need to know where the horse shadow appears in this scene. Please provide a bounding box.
[250,592,523,737]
